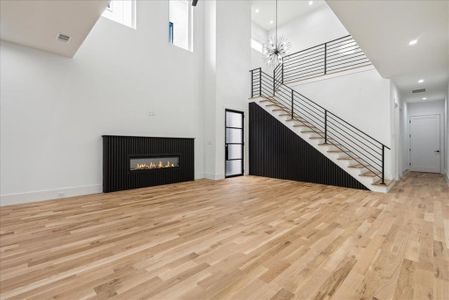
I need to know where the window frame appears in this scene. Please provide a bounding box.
[102,0,136,30]
[168,0,194,52]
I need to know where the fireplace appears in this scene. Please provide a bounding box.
[103,136,194,192]
[129,156,180,171]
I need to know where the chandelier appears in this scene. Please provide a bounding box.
[264,0,290,67]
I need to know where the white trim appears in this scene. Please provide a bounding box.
[0,184,102,206]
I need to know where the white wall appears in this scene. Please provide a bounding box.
[251,22,270,73]
[390,82,401,180]
[203,0,251,179]
[291,69,393,179]
[399,98,409,176]
[407,100,447,174]
[268,4,348,54]
[1,1,207,204]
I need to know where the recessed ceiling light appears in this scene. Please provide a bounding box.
[308,1,313,5]
[418,79,424,83]
[255,8,260,13]
[408,39,418,46]
[422,97,427,100]
[269,20,274,24]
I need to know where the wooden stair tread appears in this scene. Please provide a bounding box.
[348,164,365,169]
[337,156,354,161]
[360,171,378,177]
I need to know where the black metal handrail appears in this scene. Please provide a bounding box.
[278,35,371,84]
[250,67,390,185]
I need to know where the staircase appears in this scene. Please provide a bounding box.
[249,36,393,193]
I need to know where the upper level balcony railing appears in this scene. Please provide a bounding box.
[275,35,372,84]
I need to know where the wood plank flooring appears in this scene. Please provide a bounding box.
[0,172,448,299]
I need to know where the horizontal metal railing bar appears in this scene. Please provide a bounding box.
[327,114,384,149]
[326,132,383,170]
[326,135,382,171]
[326,44,361,55]
[327,38,356,48]
[284,73,330,84]
[328,120,382,154]
[293,103,325,122]
[326,40,357,51]
[326,49,365,61]
[284,70,328,82]
[293,104,325,124]
[327,62,372,73]
[283,56,326,72]
[283,35,351,60]
[328,111,391,150]
[283,56,326,71]
[327,118,383,151]
[283,60,326,75]
[326,57,370,69]
[283,50,325,66]
[283,44,325,61]
[283,49,325,65]
[326,54,367,66]
[327,131,383,165]
[294,98,326,116]
[283,67,325,79]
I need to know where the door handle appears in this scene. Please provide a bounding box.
[225,145,229,160]
[435,150,440,153]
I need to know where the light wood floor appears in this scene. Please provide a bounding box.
[0,173,448,300]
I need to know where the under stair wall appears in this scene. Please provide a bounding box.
[249,102,368,190]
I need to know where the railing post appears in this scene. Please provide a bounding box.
[259,67,262,97]
[250,69,254,98]
[273,69,276,96]
[324,110,328,144]
[291,90,294,119]
[281,63,284,84]
[381,145,385,184]
[324,42,327,75]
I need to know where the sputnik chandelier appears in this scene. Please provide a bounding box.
[264,0,290,67]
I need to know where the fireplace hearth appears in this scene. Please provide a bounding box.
[103,136,194,192]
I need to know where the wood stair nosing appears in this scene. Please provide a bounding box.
[360,171,378,178]
[337,156,354,161]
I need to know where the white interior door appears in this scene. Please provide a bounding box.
[409,115,441,173]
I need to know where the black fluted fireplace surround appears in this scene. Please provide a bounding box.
[102,135,194,192]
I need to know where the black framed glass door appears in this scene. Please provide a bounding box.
[225,109,244,178]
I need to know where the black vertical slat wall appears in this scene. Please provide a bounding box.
[249,103,367,190]
[103,136,194,192]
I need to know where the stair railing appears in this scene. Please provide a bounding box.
[276,35,371,84]
[250,67,390,184]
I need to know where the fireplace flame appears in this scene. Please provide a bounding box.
[135,161,176,170]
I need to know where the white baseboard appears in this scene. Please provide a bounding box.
[0,184,102,206]
[203,173,224,180]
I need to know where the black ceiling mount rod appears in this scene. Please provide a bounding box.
[192,0,198,6]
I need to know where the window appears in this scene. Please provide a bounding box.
[251,39,263,53]
[102,0,136,29]
[169,0,193,51]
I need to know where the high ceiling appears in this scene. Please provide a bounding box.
[327,0,449,103]
[252,0,326,31]
[0,0,108,57]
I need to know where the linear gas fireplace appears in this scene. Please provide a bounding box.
[129,156,180,171]
[103,136,194,192]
